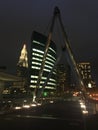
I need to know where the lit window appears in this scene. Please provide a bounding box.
[33,40,44,46]
[33,48,44,54]
[47,53,56,60]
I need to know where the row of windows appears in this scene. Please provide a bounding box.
[31,66,50,72]
[31,66,56,75]
[30,75,56,82]
[32,52,43,58]
[32,48,56,61]
[82,75,91,79]
[80,70,91,74]
[33,40,56,54]
[30,84,56,89]
[32,59,54,67]
[78,65,91,69]
[32,48,44,54]
[32,61,54,70]
[30,78,56,84]
[33,40,44,47]
[30,80,56,86]
[32,56,55,65]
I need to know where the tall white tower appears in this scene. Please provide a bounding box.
[17,42,28,68]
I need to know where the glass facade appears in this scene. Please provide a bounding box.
[29,31,57,92]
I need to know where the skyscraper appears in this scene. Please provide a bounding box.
[9,42,29,90]
[16,42,29,87]
[17,42,28,69]
[29,31,57,94]
[77,62,94,88]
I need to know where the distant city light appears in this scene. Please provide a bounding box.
[88,83,92,88]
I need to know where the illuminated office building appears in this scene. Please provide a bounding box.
[29,31,57,92]
[77,62,94,88]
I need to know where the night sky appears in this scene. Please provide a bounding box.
[0,0,98,85]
